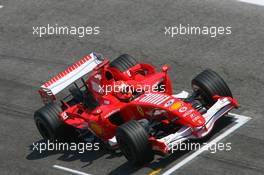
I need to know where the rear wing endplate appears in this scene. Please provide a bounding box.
[39,52,102,102]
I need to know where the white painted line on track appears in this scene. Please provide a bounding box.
[162,113,251,175]
[238,0,264,6]
[53,165,92,175]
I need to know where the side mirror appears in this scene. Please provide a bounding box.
[162,64,169,73]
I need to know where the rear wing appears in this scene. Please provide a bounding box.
[39,52,102,103]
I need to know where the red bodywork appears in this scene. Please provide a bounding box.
[57,58,179,140]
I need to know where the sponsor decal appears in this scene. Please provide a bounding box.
[164,99,175,107]
[190,113,196,119]
[183,109,195,117]
[193,115,201,121]
[170,102,182,110]
[179,106,188,113]
[137,106,144,116]
[62,112,69,120]
[190,113,201,122]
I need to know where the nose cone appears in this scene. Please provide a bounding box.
[170,103,206,127]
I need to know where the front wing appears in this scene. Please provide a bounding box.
[153,95,237,154]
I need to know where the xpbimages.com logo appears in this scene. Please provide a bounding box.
[93,81,166,95]
[32,24,100,37]
[170,141,232,154]
[31,140,100,154]
[164,24,232,38]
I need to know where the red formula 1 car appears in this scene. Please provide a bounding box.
[34,52,238,165]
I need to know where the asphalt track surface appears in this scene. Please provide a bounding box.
[0,0,264,174]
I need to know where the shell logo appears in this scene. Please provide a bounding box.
[170,102,182,111]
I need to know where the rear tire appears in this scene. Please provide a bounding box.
[34,103,78,142]
[192,69,232,105]
[116,120,154,165]
[110,54,138,72]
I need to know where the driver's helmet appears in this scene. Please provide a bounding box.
[112,80,133,100]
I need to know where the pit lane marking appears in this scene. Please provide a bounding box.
[238,0,264,6]
[161,113,251,175]
[53,165,92,175]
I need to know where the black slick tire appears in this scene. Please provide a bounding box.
[110,54,138,72]
[34,103,78,142]
[192,69,233,105]
[116,120,154,165]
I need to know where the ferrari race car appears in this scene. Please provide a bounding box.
[34,52,238,165]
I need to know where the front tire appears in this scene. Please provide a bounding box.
[192,69,233,105]
[116,120,154,165]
